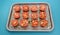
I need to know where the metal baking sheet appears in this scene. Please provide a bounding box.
[6,2,54,32]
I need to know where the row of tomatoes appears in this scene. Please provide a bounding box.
[13,4,47,12]
[11,4,48,28]
[11,19,48,28]
[13,12,46,19]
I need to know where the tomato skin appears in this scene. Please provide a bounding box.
[13,13,20,19]
[20,19,28,27]
[32,20,38,27]
[13,5,21,12]
[22,12,29,19]
[39,12,46,19]
[40,20,48,27]
[31,13,38,19]
[22,5,29,12]
[31,5,38,12]
[39,5,47,11]
[11,20,18,27]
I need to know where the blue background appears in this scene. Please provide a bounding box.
[0,0,60,35]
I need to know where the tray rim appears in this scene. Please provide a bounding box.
[6,2,54,32]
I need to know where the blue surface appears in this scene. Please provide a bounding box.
[0,0,60,35]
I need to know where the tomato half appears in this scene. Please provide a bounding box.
[22,12,29,19]
[39,12,46,19]
[32,20,38,27]
[13,12,20,19]
[20,19,28,27]
[31,5,38,12]
[31,13,38,19]
[11,20,18,27]
[40,20,48,27]
[22,5,29,12]
[13,5,21,12]
[39,4,47,11]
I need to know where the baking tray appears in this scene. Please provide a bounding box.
[6,2,54,32]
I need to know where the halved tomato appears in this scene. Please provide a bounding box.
[22,5,29,12]
[13,12,20,19]
[39,4,47,11]
[11,20,18,27]
[40,20,48,27]
[31,13,38,19]
[39,12,46,19]
[31,5,38,12]
[32,20,38,27]
[13,5,21,12]
[22,12,29,19]
[20,19,28,27]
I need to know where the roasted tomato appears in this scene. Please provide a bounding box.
[11,20,18,27]
[39,4,47,11]
[40,20,48,27]
[31,13,38,19]
[13,5,21,12]
[22,5,29,12]
[13,12,20,19]
[31,5,38,12]
[20,19,28,27]
[22,12,29,19]
[32,20,38,27]
[39,12,46,19]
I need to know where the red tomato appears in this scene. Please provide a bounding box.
[22,5,29,12]
[20,19,28,27]
[31,5,38,12]
[40,5,47,11]
[13,13,20,19]
[11,20,18,27]
[13,5,21,12]
[32,20,38,27]
[40,20,48,27]
[39,12,46,19]
[31,13,38,19]
[22,12,29,19]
